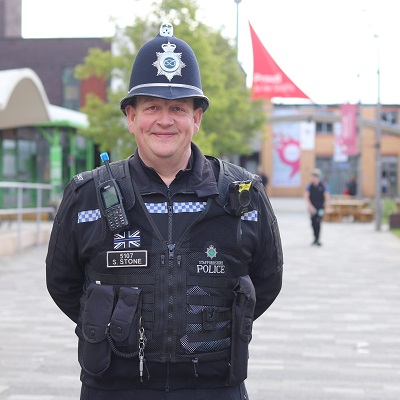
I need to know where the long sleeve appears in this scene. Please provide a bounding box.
[46,182,85,323]
[248,184,283,320]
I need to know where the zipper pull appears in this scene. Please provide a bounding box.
[192,358,199,378]
[168,243,175,260]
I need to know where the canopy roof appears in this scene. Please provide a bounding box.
[0,68,87,130]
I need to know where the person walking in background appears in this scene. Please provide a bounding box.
[46,22,283,400]
[345,175,357,196]
[304,168,330,246]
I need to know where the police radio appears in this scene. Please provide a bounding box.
[99,152,129,233]
[228,180,255,216]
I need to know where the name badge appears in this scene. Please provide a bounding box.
[107,250,148,268]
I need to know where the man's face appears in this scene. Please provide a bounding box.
[125,96,203,168]
[311,173,320,184]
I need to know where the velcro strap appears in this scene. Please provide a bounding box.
[187,310,232,324]
[142,311,155,323]
[188,327,231,342]
[188,295,232,307]
[142,293,155,304]
[87,269,155,285]
[187,276,236,288]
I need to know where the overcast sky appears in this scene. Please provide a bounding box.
[21,0,400,105]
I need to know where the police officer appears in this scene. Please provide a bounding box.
[304,168,331,246]
[46,23,283,400]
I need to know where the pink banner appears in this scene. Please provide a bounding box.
[338,104,358,156]
[272,120,301,187]
[249,22,310,100]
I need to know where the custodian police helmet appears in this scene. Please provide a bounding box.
[120,22,209,114]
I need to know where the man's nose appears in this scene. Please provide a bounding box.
[157,108,174,125]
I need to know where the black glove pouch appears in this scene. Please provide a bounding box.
[80,283,114,376]
[228,275,256,386]
[109,286,142,356]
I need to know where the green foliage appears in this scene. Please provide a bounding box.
[381,198,400,238]
[75,0,266,158]
[382,198,398,223]
[392,229,400,238]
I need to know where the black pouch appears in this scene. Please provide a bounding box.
[228,275,256,386]
[109,287,142,357]
[80,283,114,376]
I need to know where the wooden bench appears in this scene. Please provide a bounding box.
[354,209,374,222]
[323,211,344,222]
[324,197,374,223]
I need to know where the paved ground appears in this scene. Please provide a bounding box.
[0,220,52,256]
[0,198,399,400]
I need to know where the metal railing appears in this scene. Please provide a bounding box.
[0,182,54,251]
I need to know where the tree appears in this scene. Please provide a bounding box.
[75,0,266,159]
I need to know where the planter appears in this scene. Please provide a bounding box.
[389,213,400,229]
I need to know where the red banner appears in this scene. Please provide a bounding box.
[249,22,310,100]
[338,103,358,156]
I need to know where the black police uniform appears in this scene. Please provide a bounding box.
[46,143,283,399]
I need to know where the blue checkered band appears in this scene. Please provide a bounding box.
[145,202,168,214]
[173,202,207,213]
[145,201,207,214]
[77,209,101,223]
[241,210,258,221]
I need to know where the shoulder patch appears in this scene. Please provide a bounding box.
[73,170,94,188]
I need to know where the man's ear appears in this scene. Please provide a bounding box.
[125,105,136,134]
[193,108,203,135]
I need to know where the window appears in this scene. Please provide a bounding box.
[2,138,17,179]
[381,111,398,125]
[316,122,333,134]
[18,139,37,181]
[62,67,80,110]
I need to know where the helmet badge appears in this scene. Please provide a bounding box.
[153,26,186,82]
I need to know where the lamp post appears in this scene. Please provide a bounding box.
[234,0,241,53]
[374,33,382,231]
[356,96,363,199]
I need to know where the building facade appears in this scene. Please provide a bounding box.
[259,103,400,198]
[0,0,110,208]
[0,68,93,209]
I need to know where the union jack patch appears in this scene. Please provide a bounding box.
[113,230,140,250]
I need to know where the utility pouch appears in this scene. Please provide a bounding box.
[80,283,114,376]
[108,286,142,357]
[228,275,256,386]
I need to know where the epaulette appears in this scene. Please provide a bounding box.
[72,170,94,188]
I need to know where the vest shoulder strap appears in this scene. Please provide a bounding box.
[206,156,260,211]
[93,157,135,210]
